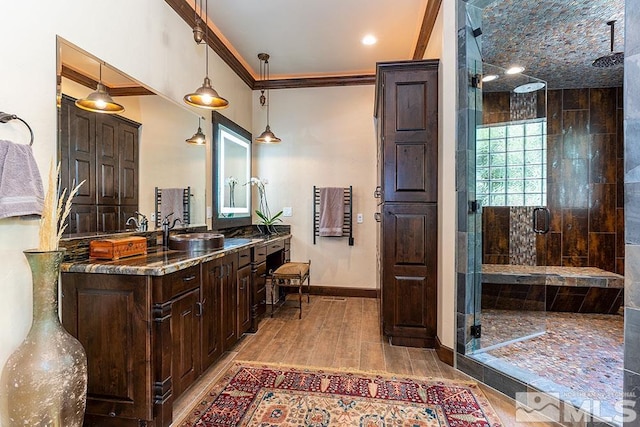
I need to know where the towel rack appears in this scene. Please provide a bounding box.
[0,112,34,146]
[313,186,354,246]
[154,187,191,227]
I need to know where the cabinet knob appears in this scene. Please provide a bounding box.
[196,301,203,317]
[109,411,116,417]
[182,275,196,282]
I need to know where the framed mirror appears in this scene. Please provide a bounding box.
[212,111,252,229]
[56,37,207,236]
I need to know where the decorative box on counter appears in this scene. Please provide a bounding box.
[89,236,147,260]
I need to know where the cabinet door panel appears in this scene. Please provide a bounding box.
[69,204,97,234]
[171,288,200,399]
[61,273,152,420]
[201,259,223,370]
[119,122,139,205]
[382,67,438,203]
[222,256,238,350]
[382,203,437,340]
[60,96,96,205]
[97,118,119,205]
[97,205,119,233]
[250,261,267,332]
[237,264,251,336]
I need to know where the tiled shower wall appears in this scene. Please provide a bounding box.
[457,1,640,423]
[624,0,640,422]
[481,88,625,274]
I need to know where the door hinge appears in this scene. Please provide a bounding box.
[469,200,480,213]
[471,74,482,89]
[470,324,482,339]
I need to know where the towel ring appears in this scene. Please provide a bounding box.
[0,112,34,146]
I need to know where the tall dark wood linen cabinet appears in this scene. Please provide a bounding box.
[375,60,439,348]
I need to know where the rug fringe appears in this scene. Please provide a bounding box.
[231,359,480,386]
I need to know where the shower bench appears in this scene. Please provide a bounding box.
[481,264,624,314]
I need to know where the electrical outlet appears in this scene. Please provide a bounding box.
[151,213,156,221]
[283,207,292,217]
[357,213,363,223]
[206,206,212,219]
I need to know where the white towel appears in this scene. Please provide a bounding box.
[319,187,344,237]
[160,188,185,225]
[0,140,44,219]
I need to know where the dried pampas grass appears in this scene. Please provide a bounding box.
[38,159,85,251]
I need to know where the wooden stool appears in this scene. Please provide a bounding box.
[270,260,311,319]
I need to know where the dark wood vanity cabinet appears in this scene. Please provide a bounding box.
[375,60,439,348]
[60,237,291,426]
[60,94,140,234]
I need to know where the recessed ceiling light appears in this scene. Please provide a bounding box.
[505,66,525,75]
[481,74,499,82]
[362,35,377,45]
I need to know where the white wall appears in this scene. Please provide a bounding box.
[0,1,252,378]
[252,86,378,289]
[422,2,456,350]
[437,0,457,350]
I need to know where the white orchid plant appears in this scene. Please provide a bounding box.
[246,177,282,232]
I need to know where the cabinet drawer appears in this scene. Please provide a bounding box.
[153,265,201,302]
[253,244,267,264]
[266,240,284,255]
[238,248,251,267]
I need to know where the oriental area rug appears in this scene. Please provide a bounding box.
[181,362,503,426]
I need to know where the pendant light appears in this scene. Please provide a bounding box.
[255,53,281,144]
[186,117,206,145]
[192,0,204,44]
[183,0,229,110]
[75,62,125,114]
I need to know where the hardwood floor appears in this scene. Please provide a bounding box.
[173,295,562,426]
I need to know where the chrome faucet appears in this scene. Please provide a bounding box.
[126,212,148,232]
[161,213,184,247]
[125,216,139,229]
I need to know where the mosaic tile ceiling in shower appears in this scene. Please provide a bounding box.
[479,0,624,89]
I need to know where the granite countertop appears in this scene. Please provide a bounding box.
[61,234,290,276]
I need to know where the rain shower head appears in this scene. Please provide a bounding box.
[593,20,624,68]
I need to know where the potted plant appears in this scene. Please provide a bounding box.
[247,177,282,235]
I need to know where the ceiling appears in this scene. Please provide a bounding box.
[479,0,624,89]
[198,0,430,79]
[61,0,626,92]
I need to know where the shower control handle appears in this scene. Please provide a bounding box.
[533,207,550,234]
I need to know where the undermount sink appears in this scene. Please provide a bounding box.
[168,233,224,252]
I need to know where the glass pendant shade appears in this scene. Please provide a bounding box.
[75,82,124,114]
[255,125,281,144]
[186,119,206,145]
[184,77,229,109]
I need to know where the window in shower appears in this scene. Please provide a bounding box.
[476,118,547,207]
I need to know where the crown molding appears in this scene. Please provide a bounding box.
[61,65,154,96]
[165,0,439,89]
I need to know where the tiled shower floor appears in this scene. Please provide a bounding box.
[472,309,624,422]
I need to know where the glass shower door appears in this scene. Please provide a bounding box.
[472,62,549,353]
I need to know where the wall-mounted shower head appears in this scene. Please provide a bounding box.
[593,20,624,68]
